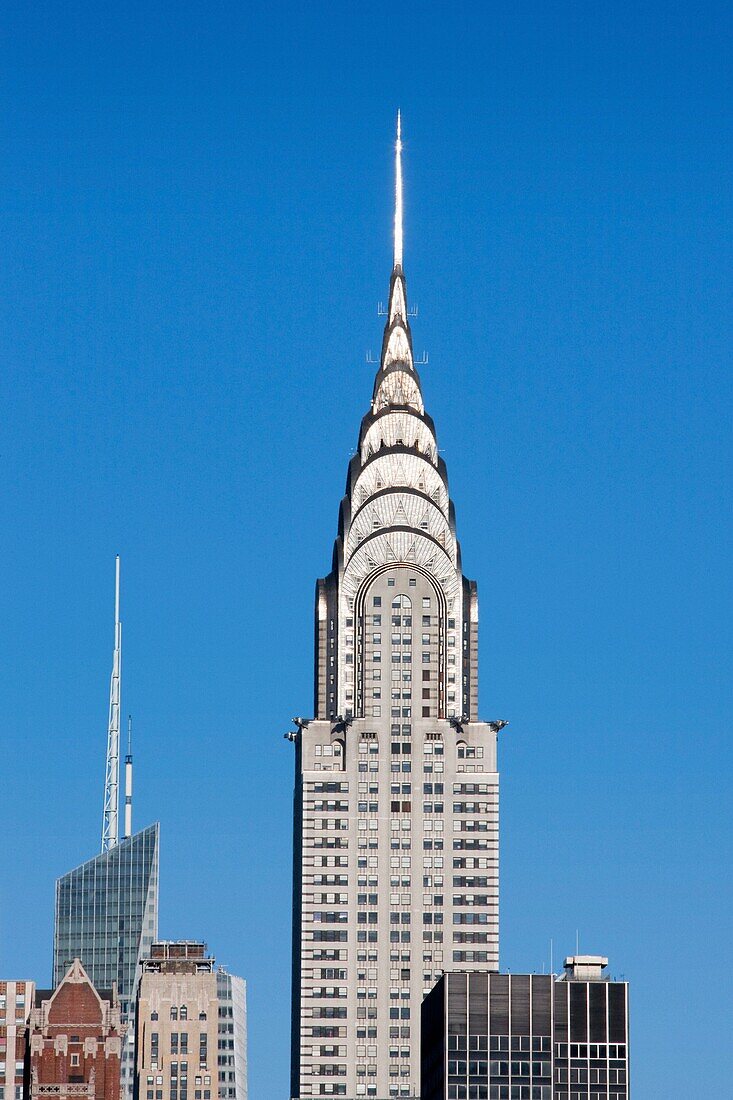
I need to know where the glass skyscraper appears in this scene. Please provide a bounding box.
[53,821,160,1098]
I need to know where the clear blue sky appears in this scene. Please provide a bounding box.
[1,2,731,1097]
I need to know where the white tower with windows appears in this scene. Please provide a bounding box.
[289,117,505,1100]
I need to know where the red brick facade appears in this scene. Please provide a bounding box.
[29,961,122,1100]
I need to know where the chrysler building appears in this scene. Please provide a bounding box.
[289,116,504,1099]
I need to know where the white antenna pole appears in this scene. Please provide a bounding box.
[394,109,403,269]
[101,556,122,852]
[124,714,133,840]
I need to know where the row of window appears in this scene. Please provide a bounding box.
[450,1037,552,1053]
[448,1088,551,1100]
[556,1068,627,1084]
[449,1059,551,1077]
[556,1044,626,1060]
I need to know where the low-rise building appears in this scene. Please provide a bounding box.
[421,957,629,1100]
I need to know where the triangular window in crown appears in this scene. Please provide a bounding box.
[389,276,407,323]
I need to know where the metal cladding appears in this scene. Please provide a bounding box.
[315,247,479,724]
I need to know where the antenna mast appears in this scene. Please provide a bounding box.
[124,714,133,840]
[101,556,122,852]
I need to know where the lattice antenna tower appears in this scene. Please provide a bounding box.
[101,555,122,851]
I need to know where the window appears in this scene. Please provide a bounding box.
[373,597,382,606]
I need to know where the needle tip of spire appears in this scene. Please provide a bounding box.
[393,110,404,269]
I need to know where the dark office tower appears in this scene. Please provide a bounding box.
[53,560,159,1100]
[288,116,506,1099]
[421,957,630,1100]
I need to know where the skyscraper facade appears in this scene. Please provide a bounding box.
[289,120,504,1098]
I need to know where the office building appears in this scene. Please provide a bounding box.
[288,116,505,1098]
[53,822,160,1020]
[0,980,35,1100]
[134,943,246,1100]
[29,959,122,1100]
[421,958,629,1100]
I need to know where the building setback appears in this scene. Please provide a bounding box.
[0,980,35,1100]
[289,117,505,1098]
[29,959,122,1100]
[421,958,629,1100]
[133,942,247,1100]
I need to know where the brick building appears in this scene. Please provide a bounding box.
[0,980,35,1100]
[29,959,122,1100]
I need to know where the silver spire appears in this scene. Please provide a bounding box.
[394,109,403,269]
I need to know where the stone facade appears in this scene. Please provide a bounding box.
[134,943,246,1100]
